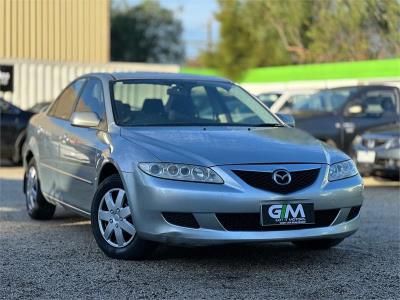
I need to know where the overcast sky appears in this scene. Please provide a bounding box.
[127,0,219,59]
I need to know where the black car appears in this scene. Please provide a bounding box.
[279,85,400,153]
[0,98,34,163]
[353,123,400,178]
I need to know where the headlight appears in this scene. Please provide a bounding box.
[385,137,400,149]
[138,162,224,184]
[328,160,358,181]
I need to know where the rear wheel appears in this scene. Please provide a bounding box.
[91,174,157,260]
[25,158,56,220]
[292,238,344,249]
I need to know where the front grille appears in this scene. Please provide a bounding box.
[162,212,200,229]
[346,205,361,221]
[216,209,339,231]
[233,168,320,194]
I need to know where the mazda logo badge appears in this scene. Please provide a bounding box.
[272,169,291,185]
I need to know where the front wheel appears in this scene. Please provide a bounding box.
[91,174,157,260]
[292,238,344,249]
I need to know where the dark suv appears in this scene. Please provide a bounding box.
[278,85,400,153]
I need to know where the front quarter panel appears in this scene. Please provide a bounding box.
[97,129,160,180]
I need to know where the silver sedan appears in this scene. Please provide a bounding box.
[23,72,363,259]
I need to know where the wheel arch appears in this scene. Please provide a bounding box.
[97,161,122,187]
[23,150,34,194]
[13,129,27,163]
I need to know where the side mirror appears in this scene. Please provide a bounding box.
[70,112,100,128]
[277,113,295,127]
[347,104,363,115]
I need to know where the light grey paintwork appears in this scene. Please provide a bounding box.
[24,72,363,246]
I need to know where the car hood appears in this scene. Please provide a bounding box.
[364,123,400,138]
[121,127,348,166]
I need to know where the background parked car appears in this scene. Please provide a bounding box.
[28,101,52,113]
[257,92,282,107]
[269,90,318,113]
[257,90,317,110]
[275,85,400,153]
[353,123,400,179]
[0,98,34,164]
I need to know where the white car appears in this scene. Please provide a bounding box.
[258,90,317,113]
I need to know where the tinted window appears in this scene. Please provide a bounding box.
[75,78,106,120]
[111,79,279,126]
[48,79,86,120]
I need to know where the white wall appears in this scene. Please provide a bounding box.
[0,59,179,109]
[242,77,400,95]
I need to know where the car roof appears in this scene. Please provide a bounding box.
[87,72,232,83]
[323,85,397,91]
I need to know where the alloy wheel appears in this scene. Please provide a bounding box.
[98,188,136,248]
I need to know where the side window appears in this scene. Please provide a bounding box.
[48,79,86,120]
[75,78,106,121]
[347,90,398,117]
[363,90,397,115]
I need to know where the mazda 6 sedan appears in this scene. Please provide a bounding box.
[23,72,363,260]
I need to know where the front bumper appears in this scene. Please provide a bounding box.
[121,164,364,246]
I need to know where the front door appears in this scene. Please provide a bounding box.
[56,78,108,212]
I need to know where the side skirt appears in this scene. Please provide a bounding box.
[43,192,91,218]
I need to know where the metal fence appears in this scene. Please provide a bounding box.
[0,59,179,109]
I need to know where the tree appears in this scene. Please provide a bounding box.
[203,0,400,81]
[209,0,255,81]
[203,0,291,81]
[260,0,313,64]
[111,0,185,63]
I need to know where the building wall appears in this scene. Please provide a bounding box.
[0,59,180,109]
[0,0,110,63]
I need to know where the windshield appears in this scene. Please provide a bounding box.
[110,79,280,126]
[257,93,282,107]
[285,88,359,113]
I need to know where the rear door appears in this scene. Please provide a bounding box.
[41,79,86,199]
[341,87,400,152]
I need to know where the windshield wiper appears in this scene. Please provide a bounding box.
[252,123,285,127]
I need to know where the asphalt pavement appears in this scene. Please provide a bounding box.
[0,166,399,299]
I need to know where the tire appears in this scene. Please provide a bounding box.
[25,158,56,220]
[292,238,344,249]
[91,174,157,260]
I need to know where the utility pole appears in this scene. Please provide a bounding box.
[207,18,213,52]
